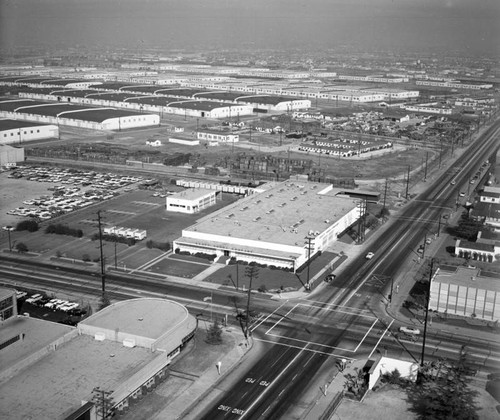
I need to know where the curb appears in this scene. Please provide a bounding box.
[175,333,255,419]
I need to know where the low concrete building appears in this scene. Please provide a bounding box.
[454,239,498,262]
[0,287,17,322]
[166,188,217,214]
[197,130,239,144]
[0,298,197,419]
[168,136,200,146]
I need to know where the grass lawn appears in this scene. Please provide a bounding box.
[203,251,339,292]
[147,257,210,278]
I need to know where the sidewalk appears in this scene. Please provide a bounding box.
[119,327,257,420]
[299,357,366,420]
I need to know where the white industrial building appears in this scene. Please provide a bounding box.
[166,188,217,214]
[173,181,362,272]
[196,130,239,144]
[429,267,500,322]
[0,119,58,145]
[0,99,160,131]
[168,137,200,146]
[0,144,24,167]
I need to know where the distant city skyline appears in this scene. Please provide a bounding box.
[1,0,499,57]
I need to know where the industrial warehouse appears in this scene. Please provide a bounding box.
[0,292,197,419]
[0,98,160,131]
[173,180,363,272]
[0,119,58,145]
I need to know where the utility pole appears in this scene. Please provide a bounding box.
[357,199,367,242]
[421,259,435,368]
[405,165,411,200]
[92,387,114,420]
[438,140,443,169]
[424,152,429,181]
[422,233,427,259]
[305,236,314,291]
[382,179,388,214]
[244,266,259,339]
[114,239,117,269]
[97,211,106,295]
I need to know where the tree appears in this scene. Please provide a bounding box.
[343,367,368,400]
[98,292,111,311]
[205,320,223,345]
[15,242,28,253]
[407,352,480,420]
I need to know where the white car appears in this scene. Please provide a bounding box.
[366,252,375,259]
[459,192,465,197]
[399,326,421,335]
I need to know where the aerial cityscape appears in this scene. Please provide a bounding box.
[0,1,499,419]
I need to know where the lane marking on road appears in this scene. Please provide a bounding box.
[240,344,309,420]
[353,318,379,352]
[263,333,353,353]
[265,303,300,335]
[250,300,289,332]
[367,319,394,359]
[253,337,356,359]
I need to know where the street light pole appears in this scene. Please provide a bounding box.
[2,227,13,252]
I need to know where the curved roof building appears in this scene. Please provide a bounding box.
[78,298,197,352]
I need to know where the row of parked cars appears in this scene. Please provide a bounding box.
[23,293,86,316]
[6,165,146,221]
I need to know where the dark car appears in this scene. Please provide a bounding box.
[236,310,261,321]
[324,274,337,283]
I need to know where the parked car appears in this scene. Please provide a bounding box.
[26,294,43,303]
[399,326,421,335]
[366,252,375,259]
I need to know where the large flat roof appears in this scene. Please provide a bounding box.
[168,100,234,111]
[170,188,215,201]
[85,92,149,101]
[0,316,74,371]
[434,267,500,292]
[0,333,157,420]
[126,96,182,106]
[237,95,294,105]
[185,181,359,246]
[0,119,55,131]
[0,99,156,122]
[122,85,182,94]
[0,99,48,112]
[54,89,104,97]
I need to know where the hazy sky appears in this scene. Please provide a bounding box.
[1,0,499,56]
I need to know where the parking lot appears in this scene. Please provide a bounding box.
[1,168,241,274]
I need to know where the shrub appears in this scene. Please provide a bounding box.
[45,223,83,238]
[15,242,28,253]
[91,233,136,246]
[16,220,38,232]
[145,240,171,252]
[82,254,91,262]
